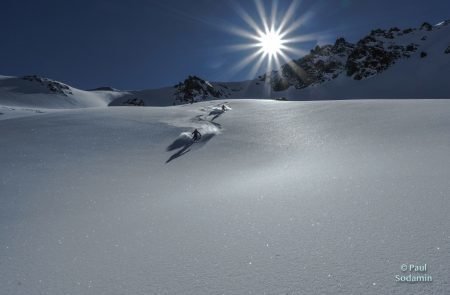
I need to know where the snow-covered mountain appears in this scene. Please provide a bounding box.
[110,20,450,105]
[267,23,433,90]
[2,20,450,295]
[110,75,235,106]
[265,20,450,99]
[0,75,125,109]
[1,20,449,112]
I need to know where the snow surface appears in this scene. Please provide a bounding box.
[1,99,450,294]
[285,24,450,100]
[109,23,450,105]
[1,23,448,110]
[0,76,124,109]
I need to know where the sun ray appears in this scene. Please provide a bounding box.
[272,52,282,74]
[228,0,313,81]
[279,11,314,38]
[282,33,319,44]
[232,2,264,36]
[266,53,273,79]
[281,46,309,58]
[230,49,264,74]
[270,0,278,30]
[227,43,262,51]
[255,0,270,33]
[280,51,309,81]
[239,52,267,94]
[276,0,299,34]
[278,51,293,64]
[248,53,267,79]
[228,26,262,41]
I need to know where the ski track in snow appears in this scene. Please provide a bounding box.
[0,22,449,295]
[0,99,449,295]
[165,103,230,163]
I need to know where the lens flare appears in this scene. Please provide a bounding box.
[227,0,318,80]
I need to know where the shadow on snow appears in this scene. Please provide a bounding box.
[165,103,229,163]
[165,132,216,163]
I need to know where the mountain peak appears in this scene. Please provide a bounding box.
[173,75,231,104]
[263,20,448,92]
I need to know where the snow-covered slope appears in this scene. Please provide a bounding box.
[0,75,124,109]
[1,22,448,109]
[109,76,237,107]
[1,99,449,294]
[231,20,450,100]
[278,21,450,99]
[106,21,450,105]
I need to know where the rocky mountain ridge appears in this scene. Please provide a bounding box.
[264,21,449,91]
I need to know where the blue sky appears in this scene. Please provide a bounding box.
[1,0,449,90]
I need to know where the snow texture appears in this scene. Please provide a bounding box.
[1,99,450,294]
[0,75,124,109]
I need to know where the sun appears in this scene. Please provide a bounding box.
[227,0,317,79]
[258,29,284,56]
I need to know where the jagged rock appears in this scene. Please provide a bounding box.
[370,29,384,36]
[389,27,400,33]
[174,75,225,104]
[262,22,437,91]
[402,28,414,34]
[420,22,432,31]
[123,98,144,106]
[89,86,120,91]
[21,75,72,96]
[267,38,354,91]
[346,43,400,79]
[405,44,419,52]
[445,45,450,54]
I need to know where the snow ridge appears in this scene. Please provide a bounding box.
[266,21,448,91]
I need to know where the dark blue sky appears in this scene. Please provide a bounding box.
[1,0,449,90]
